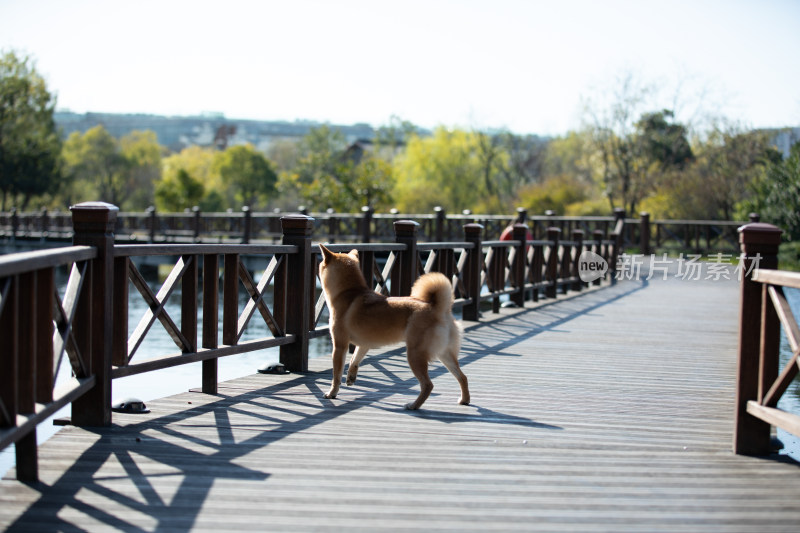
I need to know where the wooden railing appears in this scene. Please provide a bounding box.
[734,222,800,455]
[0,206,748,256]
[0,202,622,482]
[0,245,98,482]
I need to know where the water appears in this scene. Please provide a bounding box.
[777,288,800,461]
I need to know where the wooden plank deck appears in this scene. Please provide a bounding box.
[2,274,800,532]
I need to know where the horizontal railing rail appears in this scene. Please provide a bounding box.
[0,206,753,256]
[1,203,623,482]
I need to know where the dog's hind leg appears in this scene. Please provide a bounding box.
[324,337,349,399]
[346,345,369,386]
[405,350,434,410]
[438,350,470,405]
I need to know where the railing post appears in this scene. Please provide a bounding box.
[611,209,625,286]
[393,220,419,296]
[361,205,374,243]
[592,229,604,286]
[545,227,560,298]
[70,202,118,426]
[733,222,782,455]
[40,207,49,238]
[10,207,18,240]
[279,215,314,372]
[192,205,201,242]
[202,253,219,394]
[511,223,528,307]
[242,206,252,244]
[572,229,585,291]
[326,208,337,243]
[639,212,651,255]
[146,206,157,243]
[434,206,445,242]
[463,223,484,321]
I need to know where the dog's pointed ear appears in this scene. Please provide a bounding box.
[319,244,334,261]
[348,249,359,260]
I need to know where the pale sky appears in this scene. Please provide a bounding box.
[2,0,799,136]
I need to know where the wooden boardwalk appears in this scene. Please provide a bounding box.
[2,274,800,532]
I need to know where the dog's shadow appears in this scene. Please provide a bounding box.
[368,399,562,431]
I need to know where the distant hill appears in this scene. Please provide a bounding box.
[54,111,378,152]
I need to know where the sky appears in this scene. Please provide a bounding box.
[1,0,799,136]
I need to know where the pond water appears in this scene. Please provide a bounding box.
[776,288,800,461]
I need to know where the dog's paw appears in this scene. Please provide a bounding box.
[346,365,358,386]
[404,402,419,410]
[458,396,470,405]
[323,391,337,399]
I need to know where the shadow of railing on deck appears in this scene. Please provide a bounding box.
[3,275,649,531]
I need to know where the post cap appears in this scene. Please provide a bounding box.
[393,219,419,235]
[281,214,315,235]
[738,222,783,247]
[70,202,119,232]
[70,201,119,213]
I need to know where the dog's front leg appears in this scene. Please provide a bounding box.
[324,340,348,399]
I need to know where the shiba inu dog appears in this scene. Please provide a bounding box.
[318,244,470,410]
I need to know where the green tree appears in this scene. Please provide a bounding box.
[393,127,489,213]
[739,141,799,238]
[61,126,166,210]
[155,168,205,211]
[588,109,693,216]
[62,125,127,206]
[216,144,277,208]
[474,131,549,213]
[0,51,62,210]
[279,125,395,211]
[517,175,590,215]
[660,126,775,220]
[119,130,162,210]
[158,146,224,211]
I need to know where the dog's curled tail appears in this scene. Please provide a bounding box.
[411,272,454,315]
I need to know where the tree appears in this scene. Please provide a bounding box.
[374,115,421,160]
[587,108,692,216]
[475,131,549,212]
[517,175,590,215]
[61,125,128,207]
[61,126,167,210]
[216,144,277,208]
[667,126,776,220]
[158,146,225,211]
[155,168,205,211]
[119,130,162,210]
[393,127,488,213]
[279,125,395,212]
[0,51,62,210]
[738,140,798,237]
[757,142,800,239]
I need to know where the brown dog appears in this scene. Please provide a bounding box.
[318,244,470,410]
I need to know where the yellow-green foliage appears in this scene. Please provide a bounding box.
[516,175,590,216]
[393,128,489,213]
[157,146,223,211]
